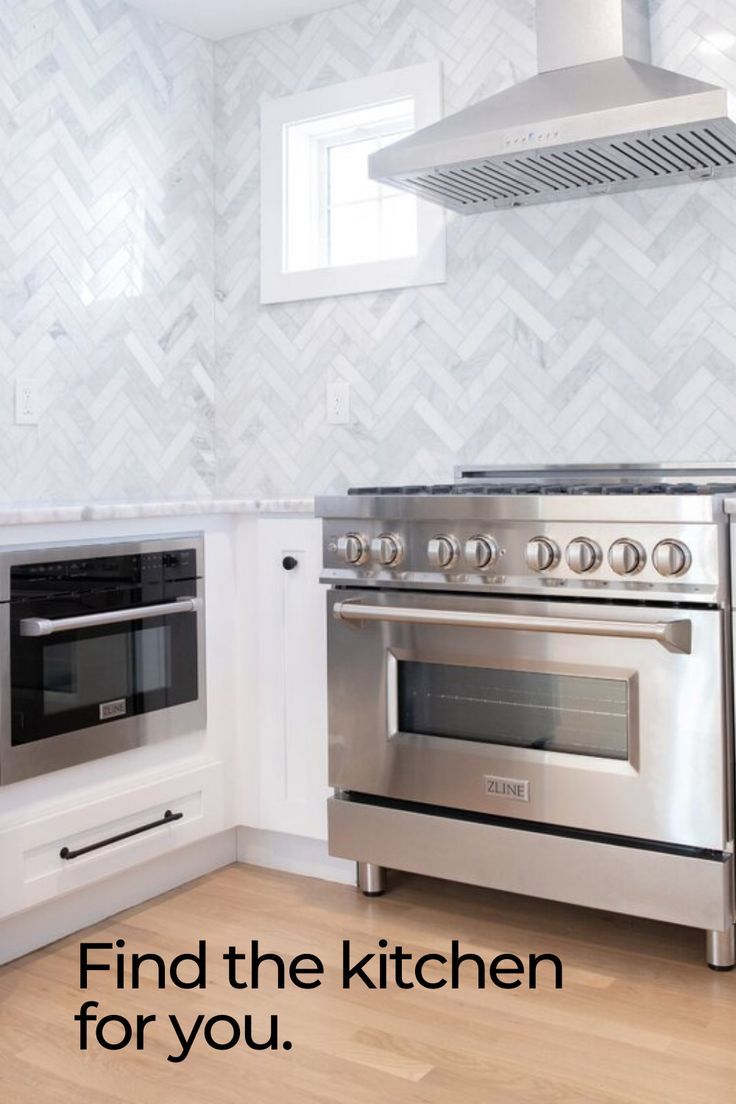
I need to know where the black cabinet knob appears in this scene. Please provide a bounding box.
[282,556,298,571]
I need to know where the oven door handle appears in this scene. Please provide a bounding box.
[19,596,203,638]
[332,600,692,654]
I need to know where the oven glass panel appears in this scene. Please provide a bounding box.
[12,612,197,746]
[42,625,172,715]
[397,661,629,759]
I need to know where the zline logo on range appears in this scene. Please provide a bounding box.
[485,775,530,802]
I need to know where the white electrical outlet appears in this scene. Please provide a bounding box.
[15,379,40,425]
[326,380,350,425]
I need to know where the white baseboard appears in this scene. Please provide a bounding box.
[237,826,356,885]
[0,829,237,966]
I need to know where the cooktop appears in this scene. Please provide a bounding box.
[348,481,736,496]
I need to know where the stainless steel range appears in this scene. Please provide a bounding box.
[316,465,736,970]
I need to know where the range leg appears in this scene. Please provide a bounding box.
[706,926,736,970]
[357,862,387,897]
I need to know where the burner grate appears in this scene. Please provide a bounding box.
[348,480,736,497]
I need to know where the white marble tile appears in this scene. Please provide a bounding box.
[6,0,736,509]
[0,0,216,503]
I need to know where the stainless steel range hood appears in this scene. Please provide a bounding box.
[369,0,736,212]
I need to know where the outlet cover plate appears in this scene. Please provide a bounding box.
[15,379,40,425]
[326,380,350,425]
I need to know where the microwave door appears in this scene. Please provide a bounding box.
[8,598,202,755]
[0,537,206,786]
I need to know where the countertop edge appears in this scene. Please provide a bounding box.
[0,499,315,526]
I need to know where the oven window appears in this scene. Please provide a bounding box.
[397,661,628,759]
[11,612,198,746]
[42,625,172,715]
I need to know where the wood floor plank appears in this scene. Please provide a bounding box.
[1,864,734,1103]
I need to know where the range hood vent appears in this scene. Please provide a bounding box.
[369,0,736,212]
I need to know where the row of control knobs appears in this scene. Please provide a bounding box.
[337,533,498,569]
[526,536,691,576]
[336,533,692,577]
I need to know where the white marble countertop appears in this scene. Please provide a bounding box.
[0,498,315,526]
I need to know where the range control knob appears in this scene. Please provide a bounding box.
[428,535,460,570]
[565,538,602,574]
[525,537,559,573]
[464,535,499,571]
[371,533,403,567]
[336,533,367,565]
[608,539,645,576]
[652,539,691,577]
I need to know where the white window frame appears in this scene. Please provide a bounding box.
[260,62,446,305]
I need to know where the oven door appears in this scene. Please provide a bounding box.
[1,585,205,784]
[327,588,730,850]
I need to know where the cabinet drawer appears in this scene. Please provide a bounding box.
[0,761,224,919]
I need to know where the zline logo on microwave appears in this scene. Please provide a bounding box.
[484,775,530,802]
[99,699,127,720]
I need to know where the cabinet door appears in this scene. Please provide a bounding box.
[0,761,226,920]
[255,519,329,839]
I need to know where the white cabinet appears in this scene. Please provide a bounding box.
[0,516,238,925]
[0,511,334,940]
[0,760,226,919]
[249,518,330,840]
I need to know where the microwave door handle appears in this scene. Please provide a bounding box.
[19,596,203,638]
[332,601,692,654]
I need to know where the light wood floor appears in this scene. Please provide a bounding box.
[1,864,735,1103]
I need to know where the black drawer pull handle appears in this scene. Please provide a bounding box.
[59,809,183,861]
[282,556,298,571]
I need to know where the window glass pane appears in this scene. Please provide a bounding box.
[379,194,418,260]
[284,96,418,273]
[398,661,629,760]
[328,200,382,267]
[328,137,381,206]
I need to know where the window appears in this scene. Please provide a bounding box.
[398,661,629,760]
[261,63,446,304]
[285,98,417,272]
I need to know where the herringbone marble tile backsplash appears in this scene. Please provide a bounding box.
[5,0,736,503]
[215,0,736,496]
[1,0,216,502]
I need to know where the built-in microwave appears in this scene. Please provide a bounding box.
[0,535,206,785]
